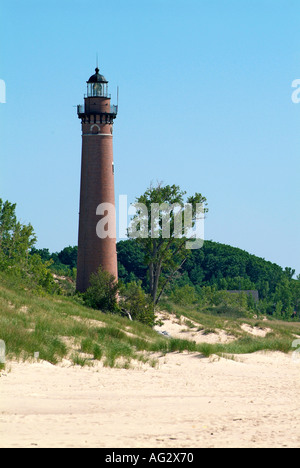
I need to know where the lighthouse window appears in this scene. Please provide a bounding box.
[112,163,115,174]
[93,83,102,96]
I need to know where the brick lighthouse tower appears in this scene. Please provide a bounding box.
[76,67,118,292]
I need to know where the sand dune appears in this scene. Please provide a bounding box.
[1,349,300,448]
[154,311,235,344]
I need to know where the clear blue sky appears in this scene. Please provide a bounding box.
[0,0,299,275]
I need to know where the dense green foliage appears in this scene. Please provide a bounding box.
[117,239,300,320]
[119,281,155,327]
[0,199,59,294]
[31,246,77,279]
[82,267,119,312]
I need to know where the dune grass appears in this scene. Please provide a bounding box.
[158,301,300,359]
[0,271,299,368]
[0,272,168,367]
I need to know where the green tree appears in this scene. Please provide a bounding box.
[274,278,293,312]
[30,247,52,262]
[169,284,197,305]
[83,266,118,312]
[28,253,60,294]
[117,240,148,286]
[0,199,36,269]
[284,267,295,280]
[128,183,208,304]
[119,281,155,326]
[274,300,283,319]
[58,246,78,269]
[0,199,60,294]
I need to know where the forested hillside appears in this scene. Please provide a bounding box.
[33,239,300,320]
[1,197,299,321]
[117,240,300,318]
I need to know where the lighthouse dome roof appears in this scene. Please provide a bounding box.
[87,68,108,84]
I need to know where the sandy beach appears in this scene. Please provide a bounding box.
[1,348,300,448]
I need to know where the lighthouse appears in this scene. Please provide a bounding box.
[76,67,118,292]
